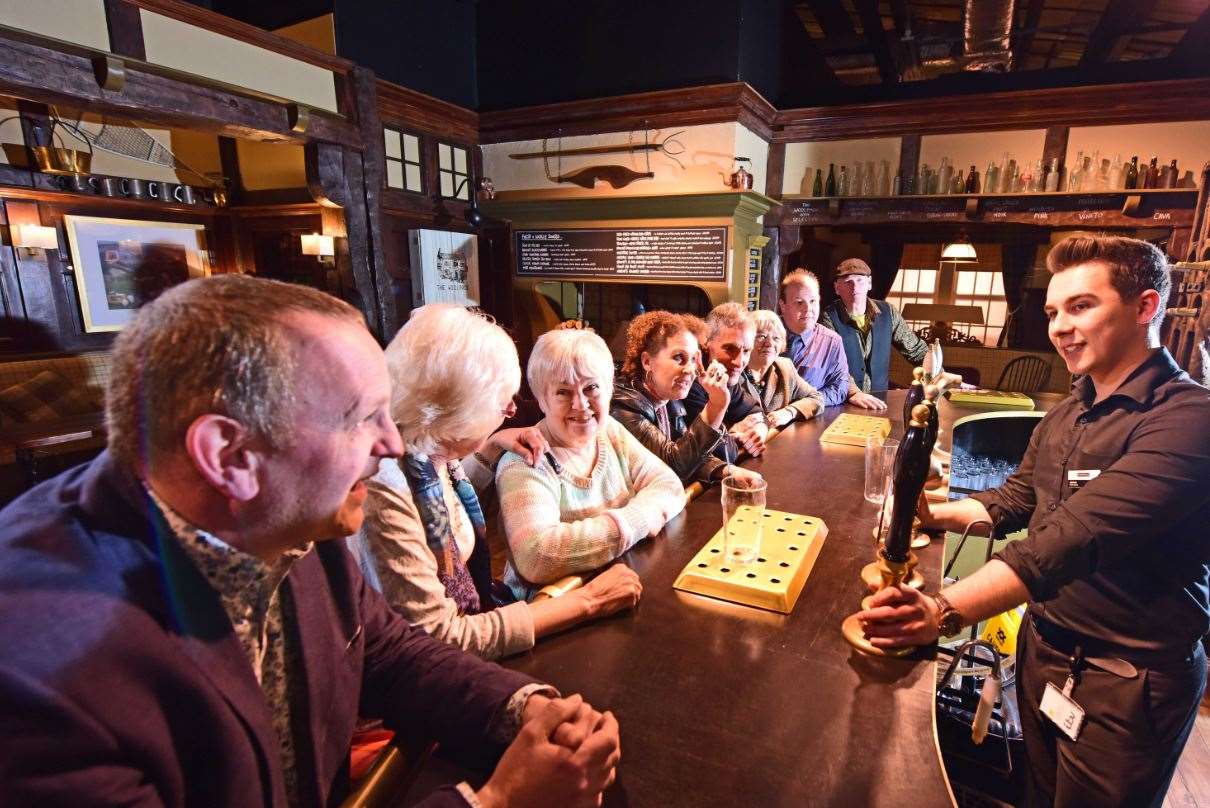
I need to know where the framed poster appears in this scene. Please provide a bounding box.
[408,228,479,305]
[64,216,210,332]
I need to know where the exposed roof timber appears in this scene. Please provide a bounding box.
[854,0,900,83]
[889,0,913,37]
[1171,5,1210,65]
[1080,0,1160,65]
[805,0,857,40]
[1014,0,1045,57]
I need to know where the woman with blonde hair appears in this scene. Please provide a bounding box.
[612,310,762,485]
[497,327,686,600]
[748,309,824,428]
[352,303,641,661]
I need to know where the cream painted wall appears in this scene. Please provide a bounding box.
[140,11,339,113]
[482,123,763,197]
[782,137,900,195]
[921,130,1046,175]
[0,0,109,50]
[236,140,306,189]
[735,123,769,195]
[1066,121,1210,182]
[274,14,337,55]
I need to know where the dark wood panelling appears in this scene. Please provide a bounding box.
[104,0,146,60]
[351,67,396,342]
[0,29,359,149]
[376,80,478,143]
[478,82,777,144]
[898,134,921,194]
[217,137,243,203]
[765,141,786,200]
[1042,126,1070,172]
[774,77,1210,141]
[121,0,353,74]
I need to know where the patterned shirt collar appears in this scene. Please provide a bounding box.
[143,484,311,683]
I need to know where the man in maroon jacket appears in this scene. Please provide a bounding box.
[0,276,619,807]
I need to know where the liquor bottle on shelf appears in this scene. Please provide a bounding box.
[825,163,836,196]
[1045,157,1061,191]
[985,162,999,194]
[1029,159,1045,192]
[1108,154,1123,189]
[938,158,953,196]
[917,163,930,196]
[812,168,823,196]
[1002,157,1018,193]
[838,164,849,196]
[966,165,980,193]
[877,160,890,195]
[1161,159,1178,189]
[1141,156,1156,189]
[953,166,966,194]
[852,162,864,197]
[863,161,876,196]
[1125,156,1139,189]
[892,171,902,195]
[1068,150,1084,191]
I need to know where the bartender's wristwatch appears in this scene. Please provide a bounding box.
[931,592,963,637]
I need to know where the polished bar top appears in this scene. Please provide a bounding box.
[409,390,1059,806]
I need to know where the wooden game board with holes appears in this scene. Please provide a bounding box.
[818,413,892,446]
[948,389,1035,409]
[673,509,828,613]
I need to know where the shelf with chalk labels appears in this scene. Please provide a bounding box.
[771,189,1198,229]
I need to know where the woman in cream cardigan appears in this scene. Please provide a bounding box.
[352,304,641,661]
[497,328,687,601]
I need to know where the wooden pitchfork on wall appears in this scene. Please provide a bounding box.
[510,130,686,189]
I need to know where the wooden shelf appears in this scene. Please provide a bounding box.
[772,188,1199,228]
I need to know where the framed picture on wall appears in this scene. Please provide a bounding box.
[63,216,210,333]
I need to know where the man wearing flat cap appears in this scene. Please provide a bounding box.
[819,257,928,410]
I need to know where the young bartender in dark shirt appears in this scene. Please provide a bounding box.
[858,235,1210,807]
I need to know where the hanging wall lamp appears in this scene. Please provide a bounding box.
[300,233,335,264]
[940,234,978,263]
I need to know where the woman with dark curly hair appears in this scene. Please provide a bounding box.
[611,310,762,485]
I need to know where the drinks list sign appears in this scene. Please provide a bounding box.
[516,228,727,281]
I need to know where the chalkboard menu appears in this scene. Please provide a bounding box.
[516,228,727,281]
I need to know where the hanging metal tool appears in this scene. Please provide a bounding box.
[536,129,678,190]
[511,129,686,166]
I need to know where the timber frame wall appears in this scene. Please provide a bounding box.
[2,1,1210,351]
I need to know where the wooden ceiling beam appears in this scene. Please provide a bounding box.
[773,76,1210,141]
[1170,6,1210,66]
[1014,0,1046,62]
[0,28,360,148]
[854,0,900,84]
[804,0,858,40]
[1080,0,1160,66]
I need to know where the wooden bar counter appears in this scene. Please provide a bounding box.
[409,389,1045,807]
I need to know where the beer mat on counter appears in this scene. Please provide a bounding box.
[673,509,827,613]
[819,413,892,446]
[947,390,1035,409]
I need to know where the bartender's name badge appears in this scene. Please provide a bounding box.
[1040,681,1085,741]
[1067,469,1101,489]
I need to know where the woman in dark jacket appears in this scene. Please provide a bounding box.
[611,311,761,485]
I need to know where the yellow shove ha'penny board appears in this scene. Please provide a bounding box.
[819,413,892,447]
[673,508,828,613]
[948,389,1035,409]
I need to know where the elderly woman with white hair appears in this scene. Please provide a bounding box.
[497,327,687,600]
[352,304,642,661]
[747,309,825,428]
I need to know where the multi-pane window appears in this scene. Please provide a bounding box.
[384,127,422,193]
[886,268,938,331]
[955,269,1008,346]
[438,142,470,201]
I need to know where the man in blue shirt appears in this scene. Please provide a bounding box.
[778,268,851,407]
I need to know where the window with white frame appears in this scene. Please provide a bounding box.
[886,268,939,331]
[438,142,470,201]
[886,245,1010,347]
[954,269,1008,347]
[384,127,423,193]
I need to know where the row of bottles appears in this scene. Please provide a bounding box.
[802,160,896,197]
[800,151,1194,198]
